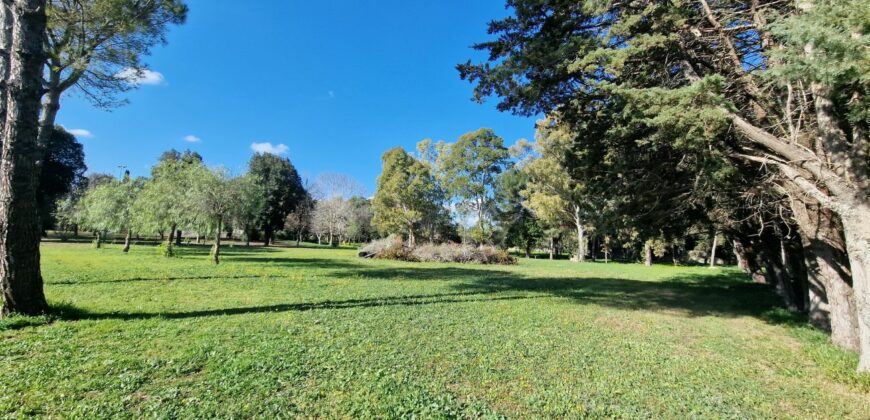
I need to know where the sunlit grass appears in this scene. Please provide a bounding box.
[1,242,867,417]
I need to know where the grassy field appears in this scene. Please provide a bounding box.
[1,242,868,418]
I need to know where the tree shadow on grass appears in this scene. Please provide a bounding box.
[50,292,542,323]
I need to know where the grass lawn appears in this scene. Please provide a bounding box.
[2,242,868,417]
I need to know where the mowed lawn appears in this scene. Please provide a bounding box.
[2,243,868,418]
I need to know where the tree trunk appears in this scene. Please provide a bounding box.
[211,216,221,265]
[164,223,176,256]
[0,0,48,316]
[122,229,131,253]
[407,225,416,248]
[644,242,652,266]
[94,231,102,248]
[264,225,272,246]
[709,234,718,268]
[733,239,749,272]
[840,208,870,373]
[175,229,182,246]
[524,242,531,258]
[548,237,554,260]
[790,196,859,350]
[574,207,585,263]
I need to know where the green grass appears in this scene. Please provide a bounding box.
[1,242,868,418]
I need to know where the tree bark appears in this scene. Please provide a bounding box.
[790,196,859,350]
[0,0,48,317]
[122,229,131,253]
[643,242,652,266]
[841,209,870,373]
[709,234,718,268]
[733,239,749,272]
[263,225,272,246]
[210,216,221,265]
[175,229,182,246]
[94,231,102,248]
[574,206,585,263]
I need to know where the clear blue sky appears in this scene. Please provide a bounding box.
[58,0,537,194]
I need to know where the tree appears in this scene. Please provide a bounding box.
[459,0,870,371]
[495,166,542,258]
[190,166,233,264]
[440,128,509,243]
[37,126,86,231]
[248,153,305,246]
[228,173,267,246]
[37,0,187,147]
[312,196,350,247]
[372,148,439,246]
[523,120,594,262]
[134,151,202,255]
[79,173,140,251]
[346,196,374,243]
[1,0,50,316]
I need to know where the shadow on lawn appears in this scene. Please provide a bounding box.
[41,261,804,331]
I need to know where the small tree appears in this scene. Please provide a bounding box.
[191,167,234,264]
[228,173,267,246]
[80,174,140,250]
[372,148,439,246]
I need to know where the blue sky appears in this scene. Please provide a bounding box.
[58,0,538,194]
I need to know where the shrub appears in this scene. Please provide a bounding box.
[360,239,516,265]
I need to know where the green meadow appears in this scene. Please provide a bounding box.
[1,242,867,418]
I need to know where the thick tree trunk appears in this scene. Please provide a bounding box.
[263,225,272,246]
[122,229,131,253]
[175,229,182,246]
[840,209,870,373]
[211,216,221,265]
[643,242,652,266]
[0,0,48,316]
[709,234,718,268]
[790,197,859,350]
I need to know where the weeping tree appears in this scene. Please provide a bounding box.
[190,166,234,264]
[79,173,141,251]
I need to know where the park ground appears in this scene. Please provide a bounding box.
[1,242,869,417]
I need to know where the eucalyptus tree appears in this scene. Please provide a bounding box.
[0,0,50,316]
[38,0,187,146]
[440,128,509,243]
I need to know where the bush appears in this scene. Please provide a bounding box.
[359,239,515,265]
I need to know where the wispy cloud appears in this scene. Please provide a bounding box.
[67,128,94,138]
[251,142,289,155]
[328,90,335,98]
[183,135,201,143]
[115,68,165,86]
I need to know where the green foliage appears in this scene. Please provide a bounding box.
[248,153,306,242]
[2,243,867,417]
[372,148,440,242]
[45,0,188,107]
[38,126,87,230]
[439,128,509,241]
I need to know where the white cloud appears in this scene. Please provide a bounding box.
[183,135,201,143]
[115,67,165,85]
[67,128,93,138]
[251,142,289,155]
